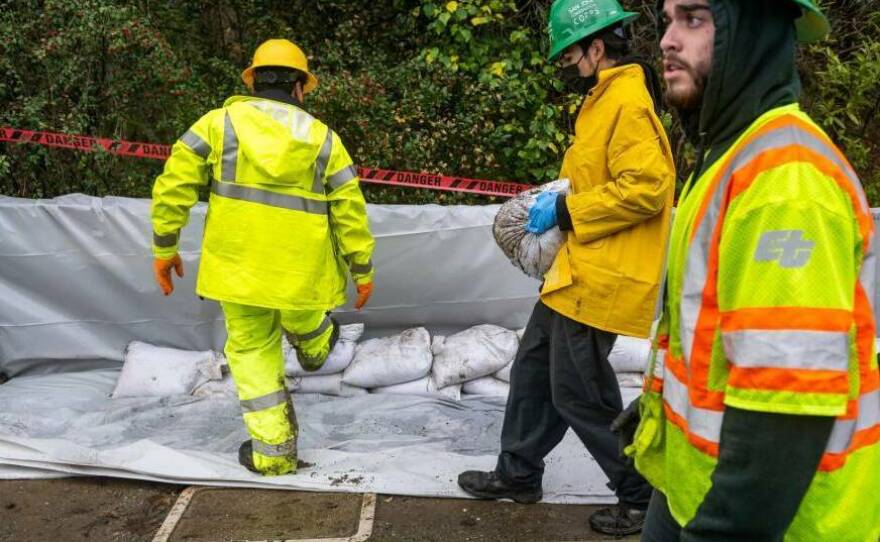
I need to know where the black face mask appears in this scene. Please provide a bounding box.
[557,54,598,95]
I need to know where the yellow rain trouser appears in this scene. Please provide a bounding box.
[222,302,336,475]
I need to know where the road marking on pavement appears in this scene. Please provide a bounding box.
[151,488,377,542]
[151,485,200,542]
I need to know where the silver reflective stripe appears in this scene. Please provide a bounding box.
[312,129,333,193]
[222,112,239,182]
[723,330,850,371]
[179,130,210,160]
[153,231,179,248]
[350,260,373,275]
[240,389,288,413]
[252,437,296,457]
[293,316,332,342]
[825,389,880,454]
[648,347,666,380]
[249,101,315,142]
[679,122,864,365]
[290,108,314,142]
[327,165,358,191]
[663,366,723,444]
[212,182,328,215]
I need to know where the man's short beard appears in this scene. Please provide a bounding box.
[665,74,707,112]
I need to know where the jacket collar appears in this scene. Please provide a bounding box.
[582,63,644,105]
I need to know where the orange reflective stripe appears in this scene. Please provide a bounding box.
[687,115,800,244]
[720,307,853,333]
[645,377,664,393]
[656,335,670,349]
[727,142,874,251]
[666,351,726,409]
[819,424,880,472]
[784,117,873,249]
[665,352,688,382]
[663,402,719,457]
[728,366,849,394]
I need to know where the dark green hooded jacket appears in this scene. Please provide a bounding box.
[646,1,837,539]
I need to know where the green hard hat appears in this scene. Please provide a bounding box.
[789,0,830,43]
[547,0,639,61]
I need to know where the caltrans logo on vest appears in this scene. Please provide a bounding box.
[754,230,815,268]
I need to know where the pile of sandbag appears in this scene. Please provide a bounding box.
[114,323,652,401]
[493,179,570,279]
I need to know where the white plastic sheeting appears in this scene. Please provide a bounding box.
[0,367,640,503]
[0,196,540,376]
[0,195,645,503]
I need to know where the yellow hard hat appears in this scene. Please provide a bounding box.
[241,39,318,94]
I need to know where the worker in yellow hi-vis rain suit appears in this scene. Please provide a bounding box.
[150,39,375,476]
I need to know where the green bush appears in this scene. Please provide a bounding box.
[1,0,878,204]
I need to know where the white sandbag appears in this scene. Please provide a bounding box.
[289,374,367,397]
[608,335,652,373]
[282,323,363,377]
[342,327,432,388]
[112,341,224,398]
[495,361,513,382]
[462,376,510,397]
[338,323,366,342]
[616,372,645,389]
[492,179,570,279]
[285,340,356,377]
[516,328,526,340]
[371,376,462,401]
[192,376,238,398]
[431,325,519,388]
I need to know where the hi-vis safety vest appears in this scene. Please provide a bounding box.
[151,96,375,310]
[634,104,880,541]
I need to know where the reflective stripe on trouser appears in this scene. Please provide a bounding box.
[281,310,335,371]
[222,301,298,476]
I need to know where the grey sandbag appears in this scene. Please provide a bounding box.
[492,179,570,279]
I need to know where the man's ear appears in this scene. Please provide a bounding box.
[293,81,305,103]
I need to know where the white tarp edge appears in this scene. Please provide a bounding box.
[0,367,641,503]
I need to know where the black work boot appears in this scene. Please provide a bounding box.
[588,504,646,536]
[457,470,543,504]
[238,440,260,474]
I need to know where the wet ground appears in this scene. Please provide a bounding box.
[0,478,641,541]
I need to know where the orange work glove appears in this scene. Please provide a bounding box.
[355,282,373,310]
[154,255,184,296]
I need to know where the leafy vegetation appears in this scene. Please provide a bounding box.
[1,1,878,204]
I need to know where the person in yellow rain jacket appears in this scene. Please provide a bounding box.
[150,39,375,476]
[458,0,675,537]
[614,1,880,540]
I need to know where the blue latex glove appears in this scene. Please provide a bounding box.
[525,191,560,234]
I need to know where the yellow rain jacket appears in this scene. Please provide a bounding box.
[541,64,675,338]
[151,95,375,310]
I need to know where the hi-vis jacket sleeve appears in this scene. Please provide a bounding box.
[150,113,215,259]
[323,132,375,285]
[717,155,873,417]
[563,105,673,244]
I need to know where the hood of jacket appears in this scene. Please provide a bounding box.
[668,0,802,176]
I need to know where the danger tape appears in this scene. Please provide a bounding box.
[0,126,532,198]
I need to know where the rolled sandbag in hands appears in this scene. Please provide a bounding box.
[493,179,570,279]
